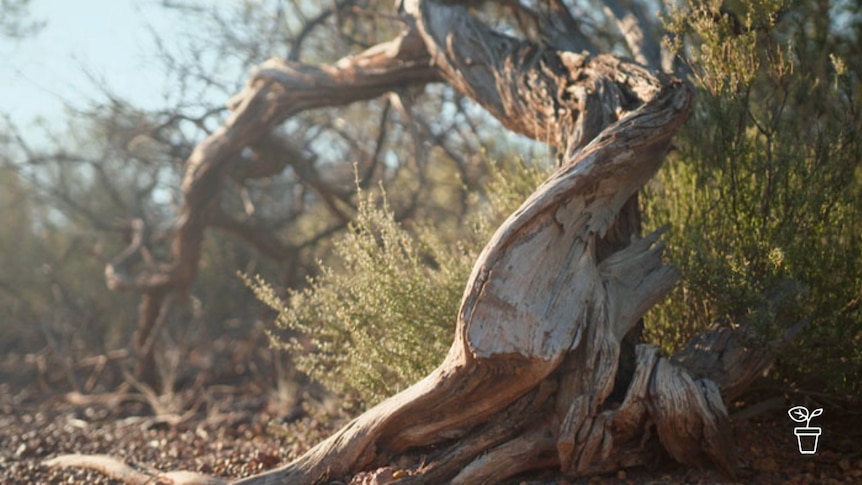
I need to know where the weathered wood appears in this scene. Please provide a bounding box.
[225,69,695,485]
[46,1,801,483]
[406,0,664,156]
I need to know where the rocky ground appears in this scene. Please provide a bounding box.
[1,340,860,484]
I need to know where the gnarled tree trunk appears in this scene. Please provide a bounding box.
[48,1,799,483]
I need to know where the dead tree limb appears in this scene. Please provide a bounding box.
[107,24,440,390]
[49,1,801,483]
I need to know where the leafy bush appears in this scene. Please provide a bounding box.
[252,0,862,405]
[644,0,862,396]
[248,160,551,407]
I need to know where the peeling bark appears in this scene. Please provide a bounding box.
[50,1,803,483]
[225,63,698,485]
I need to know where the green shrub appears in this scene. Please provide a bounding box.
[644,0,862,396]
[247,160,551,407]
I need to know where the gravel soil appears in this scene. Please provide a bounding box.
[2,346,860,485]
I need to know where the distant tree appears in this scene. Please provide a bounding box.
[0,0,43,38]
[3,0,493,391]
[43,0,846,483]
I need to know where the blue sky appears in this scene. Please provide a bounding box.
[0,1,196,130]
[1,0,542,160]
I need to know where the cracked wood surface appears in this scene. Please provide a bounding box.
[48,1,798,484]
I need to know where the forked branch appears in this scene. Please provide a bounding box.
[48,1,799,483]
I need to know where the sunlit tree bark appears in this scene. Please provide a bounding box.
[47,0,800,483]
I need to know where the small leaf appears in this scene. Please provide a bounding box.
[788,406,809,422]
[809,408,823,419]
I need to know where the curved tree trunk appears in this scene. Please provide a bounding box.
[48,1,801,483]
[224,60,706,485]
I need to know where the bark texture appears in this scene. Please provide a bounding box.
[222,57,707,485]
[49,1,797,483]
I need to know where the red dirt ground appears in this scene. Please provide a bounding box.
[2,340,860,484]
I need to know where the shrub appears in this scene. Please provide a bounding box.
[248,160,551,407]
[644,0,862,396]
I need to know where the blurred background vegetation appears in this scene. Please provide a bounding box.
[1,0,860,409]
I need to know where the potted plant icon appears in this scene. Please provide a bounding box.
[787,406,823,454]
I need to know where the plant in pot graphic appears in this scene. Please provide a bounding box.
[787,406,823,454]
